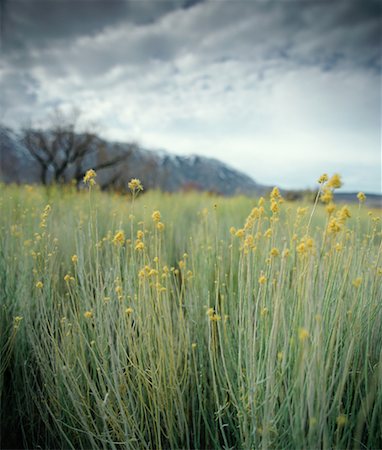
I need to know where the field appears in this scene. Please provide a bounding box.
[0,175,381,450]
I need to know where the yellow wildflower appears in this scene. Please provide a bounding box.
[135,241,144,251]
[125,307,134,315]
[258,274,267,284]
[270,248,279,257]
[258,197,265,206]
[270,187,281,200]
[152,210,161,223]
[270,200,279,214]
[320,188,333,204]
[113,230,125,245]
[156,222,165,231]
[83,169,96,185]
[128,178,143,192]
[357,192,366,202]
[206,307,214,317]
[84,310,93,319]
[36,281,43,289]
[229,226,236,235]
[352,277,362,288]
[326,203,336,215]
[297,207,308,216]
[136,230,144,239]
[210,313,221,322]
[13,316,23,329]
[338,206,351,223]
[296,242,306,254]
[71,254,78,264]
[264,228,272,238]
[327,173,342,189]
[328,218,341,234]
[317,173,328,184]
[235,228,245,238]
[298,327,309,342]
[336,414,348,427]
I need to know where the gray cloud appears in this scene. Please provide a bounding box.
[0,0,380,192]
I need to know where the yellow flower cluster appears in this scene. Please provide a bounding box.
[113,230,125,246]
[40,204,51,229]
[296,236,315,255]
[319,173,343,205]
[357,192,366,202]
[206,308,221,322]
[128,178,143,192]
[152,210,161,223]
[83,169,96,186]
[270,187,283,215]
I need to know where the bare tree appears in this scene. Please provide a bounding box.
[21,108,135,186]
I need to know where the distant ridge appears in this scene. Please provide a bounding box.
[0,125,266,196]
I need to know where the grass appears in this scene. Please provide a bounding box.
[0,178,381,449]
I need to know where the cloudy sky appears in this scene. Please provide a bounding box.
[0,0,381,192]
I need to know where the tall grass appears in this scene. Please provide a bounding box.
[0,180,381,449]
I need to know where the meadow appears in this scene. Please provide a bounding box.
[0,173,381,450]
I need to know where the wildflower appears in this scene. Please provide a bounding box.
[84,310,93,319]
[270,248,279,257]
[258,197,265,206]
[317,173,328,184]
[270,200,279,214]
[320,188,333,204]
[327,218,341,234]
[298,327,309,342]
[64,274,71,283]
[235,228,245,238]
[296,242,306,254]
[297,207,308,216]
[113,230,125,245]
[352,277,362,288]
[136,230,144,239]
[336,414,348,427]
[326,203,336,215]
[338,206,351,223]
[71,254,78,264]
[36,281,43,289]
[83,169,96,186]
[327,173,342,189]
[270,187,281,200]
[260,307,269,316]
[128,178,143,192]
[135,241,144,251]
[13,316,23,329]
[277,351,283,362]
[357,192,366,202]
[191,343,197,350]
[156,222,165,231]
[152,210,161,223]
[229,226,236,235]
[210,313,221,322]
[206,308,214,317]
[335,243,343,252]
[264,228,272,238]
[258,274,267,285]
[125,307,134,315]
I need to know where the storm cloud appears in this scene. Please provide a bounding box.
[0,0,380,192]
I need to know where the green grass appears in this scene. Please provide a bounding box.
[0,181,381,449]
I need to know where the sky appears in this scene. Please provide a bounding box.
[0,0,381,193]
